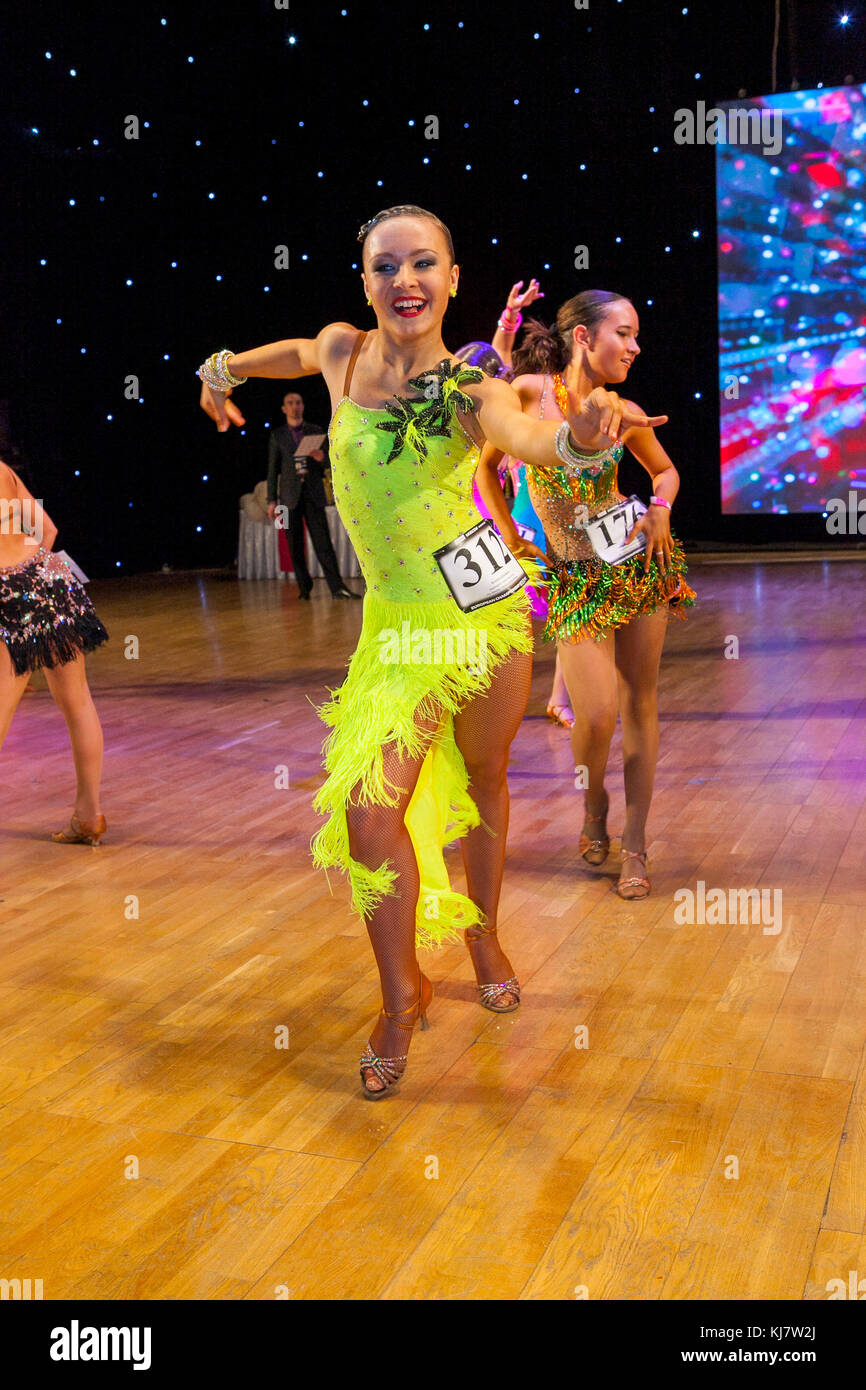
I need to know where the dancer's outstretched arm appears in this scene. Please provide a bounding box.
[491,277,544,368]
[471,374,668,473]
[198,322,356,432]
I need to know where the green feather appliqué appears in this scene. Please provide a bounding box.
[375,358,484,464]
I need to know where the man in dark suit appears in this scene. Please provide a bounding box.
[266,391,360,600]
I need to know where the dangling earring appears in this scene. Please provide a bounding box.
[450,288,457,298]
[366,295,372,305]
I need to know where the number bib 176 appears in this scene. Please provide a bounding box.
[583,495,648,566]
[434,519,529,612]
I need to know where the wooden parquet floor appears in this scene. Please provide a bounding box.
[1,559,864,1300]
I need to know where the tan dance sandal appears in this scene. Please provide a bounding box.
[546,702,575,729]
[51,813,107,846]
[464,921,520,1013]
[359,970,432,1100]
[579,800,610,867]
[616,850,651,901]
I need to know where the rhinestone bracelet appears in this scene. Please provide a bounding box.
[554,420,603,465]
[196,349,248,392]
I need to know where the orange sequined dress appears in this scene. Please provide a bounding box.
[525,373,696,643]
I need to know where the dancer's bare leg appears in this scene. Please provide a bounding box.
[546,649,574,725]
[42,654,104,822]
[556,633,618,830]
[613,609,668,859]
[346,710,441,1092]
[0,646,31,749]
[453,649,533,1000]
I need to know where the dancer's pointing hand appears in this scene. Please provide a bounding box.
[200,382,246,432]
[573,387,667,445]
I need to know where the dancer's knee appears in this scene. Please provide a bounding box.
[575,703,618,744]
[462,750,508,798]
[45,660,91,716]
[345,800,406,868]
[53,689,93,722]
[620,686,658,724]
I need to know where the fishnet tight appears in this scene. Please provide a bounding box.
[346,650,533,1079]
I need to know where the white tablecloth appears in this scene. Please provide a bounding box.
[237,508,281,579]
[237,501,360,580]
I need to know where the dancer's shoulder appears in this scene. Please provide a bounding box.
[509,372,545,408]
[317,322,365,367]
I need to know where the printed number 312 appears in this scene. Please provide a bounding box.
[453,530,514,587]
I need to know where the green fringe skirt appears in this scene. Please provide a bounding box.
[311,586,536,949]
[543,541,696,644]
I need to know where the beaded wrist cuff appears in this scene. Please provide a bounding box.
[197,349,247,392]
[554,421,603,465]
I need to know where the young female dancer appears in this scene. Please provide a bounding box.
[478,291,695,900]
[197,210,666,1096]
[0,460,109,843]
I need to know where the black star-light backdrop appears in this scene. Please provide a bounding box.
[1,0,861,576]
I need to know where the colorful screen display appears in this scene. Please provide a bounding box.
[716,85,866,514]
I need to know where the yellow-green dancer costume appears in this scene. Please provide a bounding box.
[312,331,536,950]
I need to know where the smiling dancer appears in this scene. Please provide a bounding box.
[197,210,667,1096]
[479,291,695,900]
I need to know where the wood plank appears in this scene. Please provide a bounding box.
[663,1072,850,1298]
[0,560,863,1300]
[520,1060,752,1300]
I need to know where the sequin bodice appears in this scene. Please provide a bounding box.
[328,375,484,603]
[523,373,625,565]
[525,440,624,565]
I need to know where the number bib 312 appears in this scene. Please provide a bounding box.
[583,495,648,566]
[434,519,529,613]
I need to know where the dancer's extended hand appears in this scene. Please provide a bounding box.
[627,503,673,575]
[508,278,544,311]
[509,536,550,567]
[199,382,246,432]
[571,387,668,445]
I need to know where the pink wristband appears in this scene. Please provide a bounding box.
[650,495,671,510]
[498,311,522,332]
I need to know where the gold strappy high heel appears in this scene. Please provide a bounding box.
[579,797,610,866]
[359,971,432,1100]
[464,921,520,1013]
[51,813,107,846]
[616,850,650,900]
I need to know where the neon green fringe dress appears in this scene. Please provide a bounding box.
[311,335,536,950]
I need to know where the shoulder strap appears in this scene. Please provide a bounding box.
[343,330,368,398]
